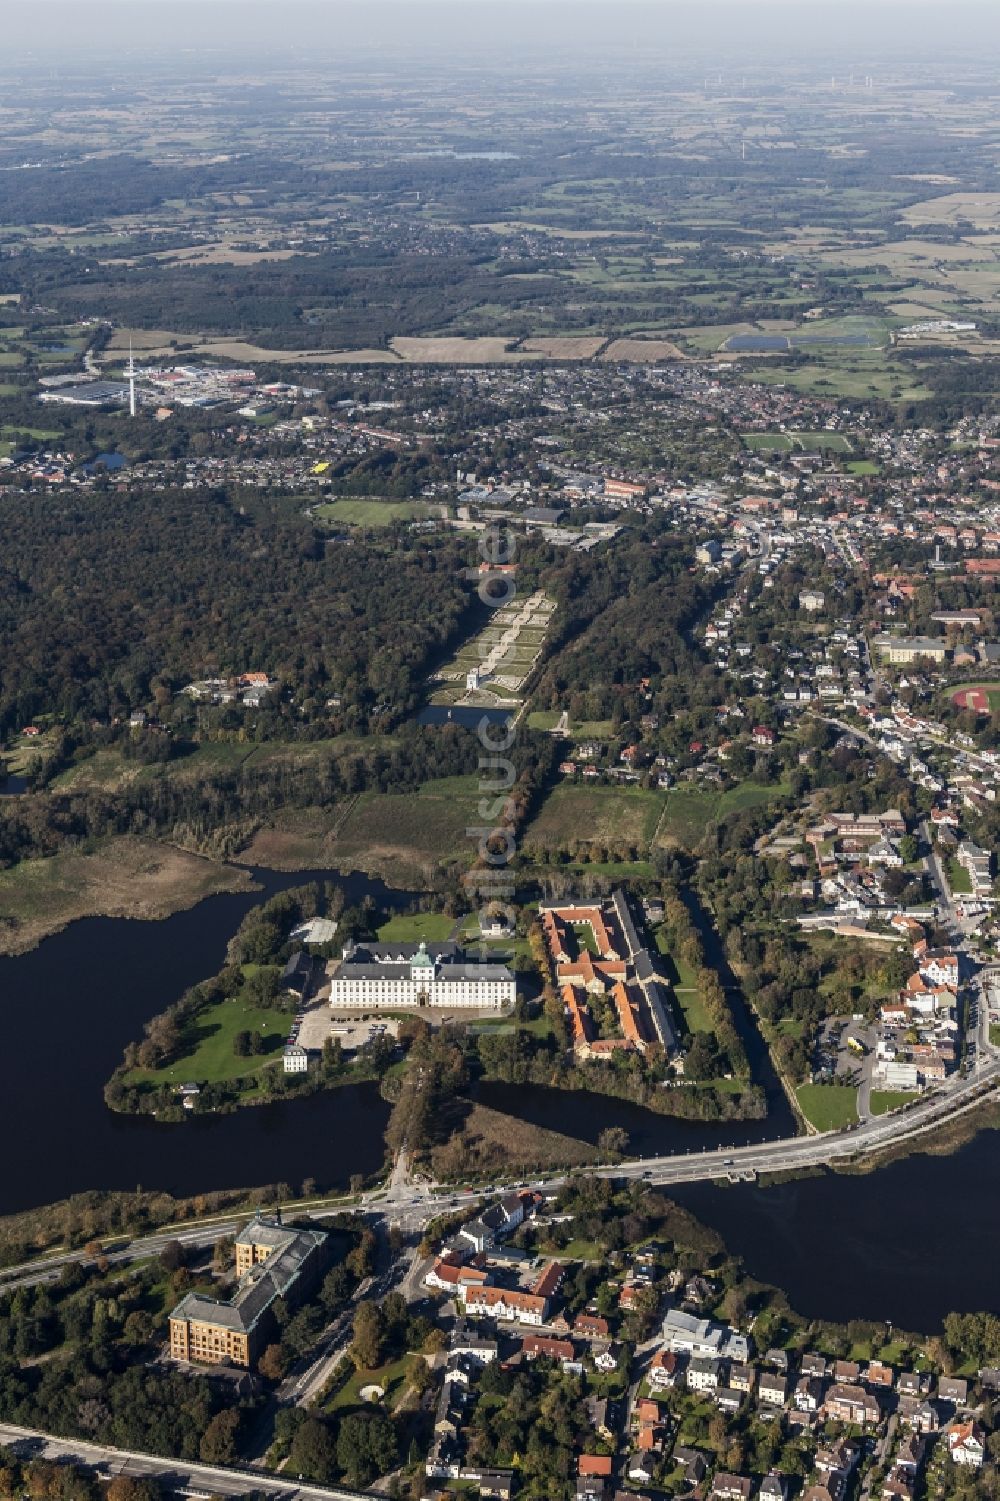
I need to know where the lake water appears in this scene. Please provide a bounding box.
[0,867,405,1215]
[1,869,999,1328]
[669,1127,1000,1331]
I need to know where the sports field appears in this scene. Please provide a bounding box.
[951,683,1000,714]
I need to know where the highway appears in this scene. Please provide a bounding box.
[0,1421,367,1501]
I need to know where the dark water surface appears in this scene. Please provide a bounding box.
[669,1127,1000,1331]
[2,867,999,1331]
[0,867,402,1215]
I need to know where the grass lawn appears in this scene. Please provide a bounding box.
[326,1354,417,1414]
[124,966,291,1087]
[573,921,599,955]
[675,988,712,1035]
[555,1238,603,1260]
[524,782,666,855]
[741,430,851,454]
[0,424,61,442]
[656,780,791,849]
[990,1024,1000,1047]
[313,498,435,527]
[870,1090,917,1116]
[524,714,615,739]
[796,1083,859,1132]
[562,859,655,878]
[946,858,973,895]
[377,911,455,943]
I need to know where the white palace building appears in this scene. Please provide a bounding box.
[329,939,515,1010]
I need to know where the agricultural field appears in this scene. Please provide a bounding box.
[329,775,482,884]
[239,777,479,886]
[600,336,688,362]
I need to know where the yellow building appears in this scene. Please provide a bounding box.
[169,1212,327,1370]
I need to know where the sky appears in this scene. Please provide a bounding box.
[5,0,998,66]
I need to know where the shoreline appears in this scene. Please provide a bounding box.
[0,838,260,957]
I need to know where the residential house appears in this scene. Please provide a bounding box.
[461,1286,547,1326]
[794,1376,825,1412]
[687,1356,722,1392]
[426,1258,490,1293]
[715,1388,744,1415]
[673,1448,708,1487]
[578,1457,614,1479]
[896,1395,939,1432]
[824,1384,881,1426]
[895,1435,926,1474]
[881,1472,913,1501]
[520,1335,576,1363]
[585,1396,614,1443]
[450,1325,498,1364]
[575,1314,610,1340]
[648,1350,680,1389]
[759,1372,787,1407]
[947,1421,986,1468]
[711,1475,752,1501]
[815,1440,859,1476]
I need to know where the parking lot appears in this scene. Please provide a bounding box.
[296,1006,399,1053]
[814,1014,871,1080]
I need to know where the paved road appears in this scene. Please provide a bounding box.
[3,1050,998,1296]
[0,1421,366,1501]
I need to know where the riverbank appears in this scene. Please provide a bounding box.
[0,837,257,955]
[837,1092,1000,1174]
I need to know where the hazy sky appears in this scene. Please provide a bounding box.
[6,0,997,67]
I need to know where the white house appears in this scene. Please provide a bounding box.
[688,1357,722,1391]
[947,1422,985,1468]
[282,1044,308,1074]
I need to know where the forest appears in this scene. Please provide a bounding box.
[0,489,474,737]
